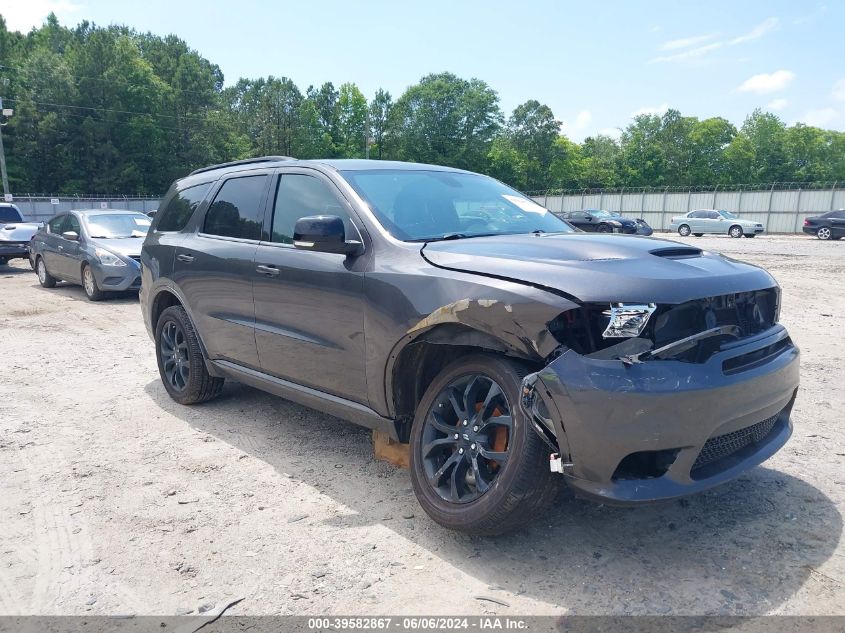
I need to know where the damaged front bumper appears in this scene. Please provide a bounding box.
[521,324,799,505]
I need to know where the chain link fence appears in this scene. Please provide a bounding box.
[7,195,161,223]
[528,182,844,234]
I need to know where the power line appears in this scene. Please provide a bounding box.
[2,97,216,122]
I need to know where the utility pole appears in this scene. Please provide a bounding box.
[0,97,10,198]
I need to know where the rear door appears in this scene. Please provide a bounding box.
[40,214,68,274]
[252,168,368,402]
[173,171,271,370]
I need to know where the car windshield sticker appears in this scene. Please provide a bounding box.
[501,194,547,214]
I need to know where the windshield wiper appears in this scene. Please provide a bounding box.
[410,232,499,243]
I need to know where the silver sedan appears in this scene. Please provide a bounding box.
[29,209,150,300]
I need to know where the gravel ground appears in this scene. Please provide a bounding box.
[1,234,843,616]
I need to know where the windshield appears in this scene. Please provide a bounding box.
[340,169,573,241]
[0,207,23,223]
[85,213,151,238]
[718,210,738,219]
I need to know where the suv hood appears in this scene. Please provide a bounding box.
[1,222,42,242]
[421,233,776,304]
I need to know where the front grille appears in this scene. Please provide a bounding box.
[692,414,779,471]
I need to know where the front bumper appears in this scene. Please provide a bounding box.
[91,261,142,291]
[523,324,799,504]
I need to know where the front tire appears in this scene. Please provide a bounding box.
[729,225,743,238]
[82,264,105,301]
[155,305,224,405]
[596,223,611,233]
[817,227,832,240]
[409,354,557,535]
[36,257,57,288]
[693,233,703,237]
[678,224,691,237]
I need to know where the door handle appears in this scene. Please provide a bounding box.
[176,254,194,263]
[256,264,280,277]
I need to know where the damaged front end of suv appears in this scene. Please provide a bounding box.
[521,284,799,504]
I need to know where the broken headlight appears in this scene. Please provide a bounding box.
[601,303,656,338]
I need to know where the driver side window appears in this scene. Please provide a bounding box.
[270,174,354,244]
[48,215,67,234]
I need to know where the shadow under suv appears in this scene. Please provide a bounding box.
[141,157,800,534]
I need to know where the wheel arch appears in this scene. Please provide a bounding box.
[386,323,545,442]
[149,286,215,368]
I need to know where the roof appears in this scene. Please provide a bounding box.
[179,157,470,184]
[69,208,148,216]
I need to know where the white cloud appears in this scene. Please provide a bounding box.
[794,5,827,24]
[766,98,788,111]
[832,79,845,102]
[802,108,838,128]
[650,42,722,63]
[1,0,82,32]
[737,70,795,94]
[659,33,717,51]
[560,110,592,133]
[650,17,777,64]
[630,103,670,117]
[598,127,623,140]
[728,17,779,45]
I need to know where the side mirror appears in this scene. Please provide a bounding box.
[62,231,79,241]
[293,215,363,256]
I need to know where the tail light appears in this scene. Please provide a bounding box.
[803,219,810,226]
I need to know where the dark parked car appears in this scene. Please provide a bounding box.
[141,157,799,534]
[561,209,653,235]
[802,209,845,240]
[30,209,150,300]
[0,203,42,266]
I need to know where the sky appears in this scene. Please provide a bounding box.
[2,0,843,141]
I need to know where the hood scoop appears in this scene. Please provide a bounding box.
[649,246,702,259]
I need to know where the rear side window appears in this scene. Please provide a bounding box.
[270,174,350,244]
[0,206,23,222]
[47,215,66,233]
[157,182,211,232]
[203,176,268,240]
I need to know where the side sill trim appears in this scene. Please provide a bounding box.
[210,360,398,441]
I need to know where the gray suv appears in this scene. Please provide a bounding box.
[141,157,799,534]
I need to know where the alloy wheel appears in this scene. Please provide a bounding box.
[420,373,512,504]
[83,267,96,296]
[730,226,743,238]
[37,259,46,283]
[817,227,831,240]
[159,320,190,391]
[678,225,691,237]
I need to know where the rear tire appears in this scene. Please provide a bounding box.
[729,225,743,238]
[817,227,832,240]
[693,233,703,237]
[409,354,558,535]
[36,256,57,288]
[82,263,105,301]
[678,224,691,237]
[155,305,224,405]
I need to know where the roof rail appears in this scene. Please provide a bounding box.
[188,156,295,176]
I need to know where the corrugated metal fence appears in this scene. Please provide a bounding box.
[9,196,161,223]
[530,184,844,233]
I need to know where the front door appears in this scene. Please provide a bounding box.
[252,169,368,403]
[55,212,83,280]
[174,172,271,370]
[41,214,67,273]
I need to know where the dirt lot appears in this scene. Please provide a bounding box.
[1,234,844,616]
